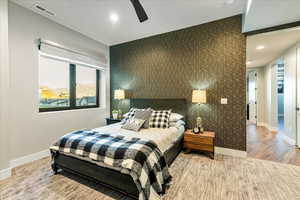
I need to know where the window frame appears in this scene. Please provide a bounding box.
[39,59,100,113]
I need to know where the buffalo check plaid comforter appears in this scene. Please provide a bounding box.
[50,129,172,200]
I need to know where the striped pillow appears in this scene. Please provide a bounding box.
[121,118,146,132]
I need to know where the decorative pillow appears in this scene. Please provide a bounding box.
[121,118,146,132]
[169,113,184,122]
[123,108,136,120]
[122,108,151,123]
[134,110,153,129]
[149,109,172,128]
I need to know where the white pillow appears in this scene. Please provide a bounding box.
[169,113,184,122]
[169,120,185,128]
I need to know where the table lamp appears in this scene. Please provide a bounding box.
[114,89,125,119]
[192,90,207,133]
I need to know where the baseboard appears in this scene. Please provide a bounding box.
[282,134,296,146]
[0,167,12,181]
[215,147,247,158]
[9,149,50,168]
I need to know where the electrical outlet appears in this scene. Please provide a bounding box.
[221,98,228,104]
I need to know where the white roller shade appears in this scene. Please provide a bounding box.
[38,39,106,70]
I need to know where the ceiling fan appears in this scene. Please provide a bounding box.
[130,0,148,23]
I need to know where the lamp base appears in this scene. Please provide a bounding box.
[196,117,204,133]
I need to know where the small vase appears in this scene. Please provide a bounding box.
[112,113,118,119]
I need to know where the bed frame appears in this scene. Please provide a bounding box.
[51,98,187,199]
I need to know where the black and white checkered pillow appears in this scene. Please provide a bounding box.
[149,109,172,128]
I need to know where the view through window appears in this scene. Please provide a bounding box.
[39,55,100,112]
[76,65,97,106]
[39,56,70,109]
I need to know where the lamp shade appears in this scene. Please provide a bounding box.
[114,89,125,100]
[192,90,207,104]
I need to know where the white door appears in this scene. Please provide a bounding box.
[297,48,300,148]
[248,71,257,124]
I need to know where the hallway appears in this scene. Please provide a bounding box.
[247,124,300,166]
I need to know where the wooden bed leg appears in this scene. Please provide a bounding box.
[51,163,59,174]
[50,150,60,174]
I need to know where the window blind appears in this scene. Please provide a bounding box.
[38,39,106,70]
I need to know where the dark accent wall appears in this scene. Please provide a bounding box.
[110,15,246,151]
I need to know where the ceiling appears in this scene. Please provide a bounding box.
[243,0,300,33]
[11,0,246,46]
[246,26,300,68]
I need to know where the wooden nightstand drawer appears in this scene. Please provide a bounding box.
[184,134,213,145]
[184,130,215,159]
[184,142,214,152]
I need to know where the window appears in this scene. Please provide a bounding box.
[39,55,100,112]
[76,65,98,106]
[39,57,70,109]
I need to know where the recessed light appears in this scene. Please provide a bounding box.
[109,13,119,24]
[246,61,252,65]
[256,45,265,50]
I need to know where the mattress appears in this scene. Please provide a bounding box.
[92,123,185,153]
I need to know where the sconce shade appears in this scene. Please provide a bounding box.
[114,89,125,100]
[192,90,207,104]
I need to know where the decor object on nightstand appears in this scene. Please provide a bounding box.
[112,110,119,119]
[192,90,206,133]
[184,129,215,159]
[114,89,125,119]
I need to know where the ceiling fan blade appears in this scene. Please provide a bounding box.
[130,0,148,23]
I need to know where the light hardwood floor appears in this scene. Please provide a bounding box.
[1,153,300,200]
[247,124,300,165]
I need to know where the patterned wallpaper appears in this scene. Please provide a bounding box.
[110,15,246,151]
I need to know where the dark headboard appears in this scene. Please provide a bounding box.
[130,98,187,120]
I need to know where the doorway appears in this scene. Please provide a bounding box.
[247,71,257,125]
[277,60,284,133]
[246,26,300,165]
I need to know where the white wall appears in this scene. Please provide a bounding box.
[249,67,266,124]
[250,64,277,131]
[8,3,110,161]
[0,0,10,173]
[266,63,278,130]
[284,46,297,141]
[261,63,278,130]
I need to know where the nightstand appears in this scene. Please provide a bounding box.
[184,130,215,159]
[106,118,122,125]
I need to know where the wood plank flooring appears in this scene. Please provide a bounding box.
[247,124,300,165]
[1,154,300,200]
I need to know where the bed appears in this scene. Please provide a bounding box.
[50,98,187,199]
